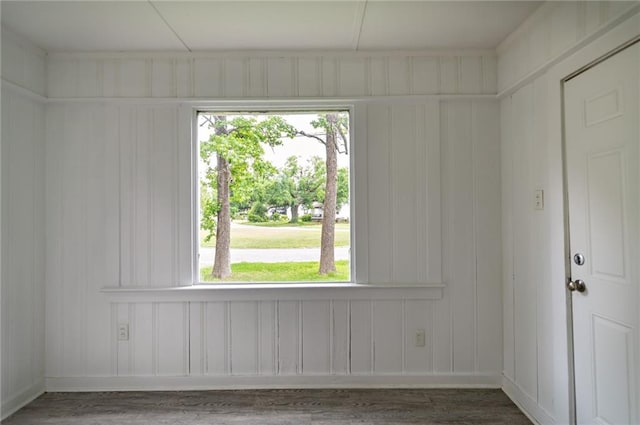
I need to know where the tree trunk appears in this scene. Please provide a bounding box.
[290,203,299,223]
[319,114,338,274]
[212,119,232,279]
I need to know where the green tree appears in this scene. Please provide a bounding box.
[200,115,296,278]
[265,155,325,223]
[299,112,349,274]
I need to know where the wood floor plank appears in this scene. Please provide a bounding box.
[2,389,531,424]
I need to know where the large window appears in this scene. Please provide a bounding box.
[197,111,351,283]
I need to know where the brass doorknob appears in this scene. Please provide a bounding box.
[567,279,586,293]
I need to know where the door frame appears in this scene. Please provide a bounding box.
[560,34,640,425]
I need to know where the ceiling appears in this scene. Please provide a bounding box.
[1,1,542,52]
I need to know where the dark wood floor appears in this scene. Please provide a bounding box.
[3,389,532,424]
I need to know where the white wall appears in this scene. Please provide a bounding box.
[1,29,47,419]
[497,2,640,424]
[43,51,503,390]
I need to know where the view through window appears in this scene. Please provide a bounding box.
[198,111,351,283]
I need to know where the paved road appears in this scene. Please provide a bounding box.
[199,246,350,266]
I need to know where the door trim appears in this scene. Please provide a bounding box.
[560,36,640,425]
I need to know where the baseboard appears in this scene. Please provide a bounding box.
[46,373,502,392]
[1,378,46,421]
[502,375,555,425]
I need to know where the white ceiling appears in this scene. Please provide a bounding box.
[1,1,542,52]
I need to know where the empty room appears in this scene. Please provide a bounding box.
[1,1,639,424]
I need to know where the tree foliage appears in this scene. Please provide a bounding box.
[200,115,296,277]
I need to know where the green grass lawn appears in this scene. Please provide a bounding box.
[200,260,350,282]
[200,222,350,249]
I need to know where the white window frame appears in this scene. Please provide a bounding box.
[191,102,357,286]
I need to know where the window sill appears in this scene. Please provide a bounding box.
[100,282,444,302]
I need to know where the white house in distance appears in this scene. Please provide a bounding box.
[2,2,640,424]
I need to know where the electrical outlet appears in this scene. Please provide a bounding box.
[118,323,129,341]
[414,329,426,347]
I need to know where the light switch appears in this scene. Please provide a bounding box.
[534,189,544,210]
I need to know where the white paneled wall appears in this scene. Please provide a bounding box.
[46,52,497,99]
[44,97,502,388]
[1,31,47,418]
[497,1,638,93]
[498,3,640,424]
[42,50,502,389]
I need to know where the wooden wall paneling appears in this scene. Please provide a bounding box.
[411,57,439,95]
[149,107,179,287]
[60,104,91,377]
[229,301,259,375]
[156,303,189,376]
[337,58,367,97]
[369,57,387,96]
[320,56,342,97]
[500,96,516,381]
[44,104,65,378]
[296,57,320,97]
[511,85,538,399]
[460,57,483,95]
[75,60,100,98]
[176,59,193,98]
[102,59,119,98]
[348,300,372,374]
[549,2,579,58]
[258,301,277,375]
[1,92,45,398]
[193,59,223,98]
[247,58,266,98]
[390,105,418,283]
[31,99,46,384]
[528,14,550,75]
[119,106,134,286]
[424,102,442,283]
[331,300,349,375]
[365,105,391,283]
[404,300,432,373]
[532,75,554,414]
[266,57,294,98]
[152,59,177,98]
[481,56,498,95]
[131,303,153,376]
[442,101,476,373]
[301,301,331,375]
[205,302,227,375]
[84,105,117,376]
[388,57,410,96]
[223,58,246,98]
[133,107,151,287]
[438,57,459,94]
[472,101,502,373]
[372,300,403,373]
[276,301,300,375]
[119,59,149,98]
[189,302,205,376]
[432,101,452,373]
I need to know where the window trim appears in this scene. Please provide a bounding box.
[192,103,357,286]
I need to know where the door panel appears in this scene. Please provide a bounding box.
[565,42,639,425]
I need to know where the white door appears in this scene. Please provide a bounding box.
[565,42,639,424]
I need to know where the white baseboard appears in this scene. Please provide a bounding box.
[502,375,555,425]
[1,378,46,421]
[46,373,502,392]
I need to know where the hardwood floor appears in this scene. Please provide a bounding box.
[2,389,532,424]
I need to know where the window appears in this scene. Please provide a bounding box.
[196,110,351,284]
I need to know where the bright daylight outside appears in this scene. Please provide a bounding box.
[198,111,351,283]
